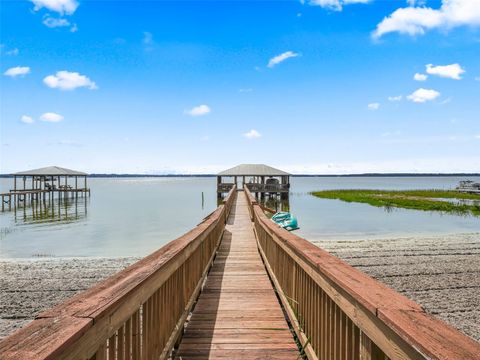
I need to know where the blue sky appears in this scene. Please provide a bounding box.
[1,0,479,174]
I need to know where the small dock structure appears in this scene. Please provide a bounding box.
[217,163,290,200]
[456,180,480,194]
[1,166,90,211]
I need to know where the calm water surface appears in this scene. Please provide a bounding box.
[1,176,479,259]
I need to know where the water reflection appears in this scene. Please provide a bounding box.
[13,196,88,225]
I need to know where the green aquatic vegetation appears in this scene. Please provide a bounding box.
[310,189,480,217]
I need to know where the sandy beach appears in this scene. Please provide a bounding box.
[0,257,139,339]
[312,232,480,342]
[1,233,479,342]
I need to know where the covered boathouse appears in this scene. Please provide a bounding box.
[217,163,290,199]
[10,165,90,201]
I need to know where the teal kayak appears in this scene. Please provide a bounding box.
[271,212,299,231]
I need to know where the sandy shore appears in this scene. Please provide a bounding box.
[0,257,139,340]
[312,232,480,342]
[1,233,479,343]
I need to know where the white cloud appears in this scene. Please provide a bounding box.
[6,48,19,56]
[43,71,97,90]
[475,76,480,81]
[239,88,253,93]
[368,102,380,110]
[30,0,79,15]
[143,32,153,45]
[407,0,426,5]
[185,104,211,116]
[43,16,70,28]
[475,134,480,139]
[142,32,154,51]
[70,23,78,32]
[267,51,299,68]
[426,63,465,80]
[20,115,34,124]
[388,95,403,101]
[4,66,31,77]
[308,0,371,11]
[414,73,428,81]
[40,112,64,122]
[373,0,480,38]
[407,88,441,103]
[244,129,262,139]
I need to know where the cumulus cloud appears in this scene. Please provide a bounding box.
[20,115,34,124]
[414,73,428,81]
[4,66,30,77]
[388,95,403,101]
[43,16,70,28]
[308,0,371,11]
[373,0,480,39]
[368,102,380,110]
[43,71,97,90]
[30,0,78,15]
[426,63,465,79]
[407,88,441,103]
[244,129,261,139]
[40,112,64,122]
[268,51,299,68]
[185,104,211,116]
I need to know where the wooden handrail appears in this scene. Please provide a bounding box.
[244,186,480,360]
[0,186,237,360]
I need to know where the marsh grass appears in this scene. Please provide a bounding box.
[310,189,480,217]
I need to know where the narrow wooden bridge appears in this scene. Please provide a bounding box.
[175,193,298,359]
[1,187,479,360]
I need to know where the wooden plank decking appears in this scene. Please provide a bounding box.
[175,193,299,359]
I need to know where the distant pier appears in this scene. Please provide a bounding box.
[1,166,90,212]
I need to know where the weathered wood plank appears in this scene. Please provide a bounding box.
[175,195,299,359]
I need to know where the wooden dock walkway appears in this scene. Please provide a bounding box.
[175,193,299,359]
[2,186,480,360]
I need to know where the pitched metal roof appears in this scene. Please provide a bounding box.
[12,166,88,176]
[218,164,290,176]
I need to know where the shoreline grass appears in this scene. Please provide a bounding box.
[310,189,480,216]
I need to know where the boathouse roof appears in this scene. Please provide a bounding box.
[218,164,290,176]
[12,166,88,176]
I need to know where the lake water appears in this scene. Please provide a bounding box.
[1,176,480,259]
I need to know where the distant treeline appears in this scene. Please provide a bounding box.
[0,173,479,178]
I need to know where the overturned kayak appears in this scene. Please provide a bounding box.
[271,212,299,231]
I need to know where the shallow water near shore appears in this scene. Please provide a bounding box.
[1,176,480,259]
